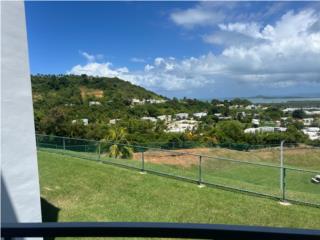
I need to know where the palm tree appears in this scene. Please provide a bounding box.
[101,127,133,159]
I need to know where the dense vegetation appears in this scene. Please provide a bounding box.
[32,74,318,147]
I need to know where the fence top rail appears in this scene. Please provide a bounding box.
[2,222,320,239]
[36,134,319,171]
[37,133,320,149]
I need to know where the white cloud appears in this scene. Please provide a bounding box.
[170,3,228,28]
[79,51,104,62]
[67,62,129,78]
[68,9,320,94]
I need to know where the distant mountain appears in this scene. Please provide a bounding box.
[248,94,320,99]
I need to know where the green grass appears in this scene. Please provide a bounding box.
[38,151,320,230]
[39,146,320,206]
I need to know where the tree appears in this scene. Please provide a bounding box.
[292,109,306,119]
[214,120,244,143]
[101,127,133,159]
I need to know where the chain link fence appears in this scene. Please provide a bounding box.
[36,134,320,207]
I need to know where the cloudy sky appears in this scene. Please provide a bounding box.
[26,1,320,99]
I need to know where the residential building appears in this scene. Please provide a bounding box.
[89,101,101,106]
[302,127,320,140]
[166,120,198,133]
[252,119,260,126]
[193,112,207,118]
[141,117,157,122]
[303,118,314,126]
[175,113,189,120]
[157,115,172,122]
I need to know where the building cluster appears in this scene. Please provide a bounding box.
[243,107,320,140]
[131,98,167,105]
[71,100,320,141]
[139,112,208,133]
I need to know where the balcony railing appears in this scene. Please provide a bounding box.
[2,222,320,239]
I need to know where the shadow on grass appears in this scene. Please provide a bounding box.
[41,197,60,240]
[41,197,60,222]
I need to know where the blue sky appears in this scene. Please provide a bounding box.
[25,1,320,99]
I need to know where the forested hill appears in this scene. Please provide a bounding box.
[31,74,164,104]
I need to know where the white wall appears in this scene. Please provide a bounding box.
[1,1,42,223]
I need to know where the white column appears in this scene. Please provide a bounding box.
[1,0,42,223]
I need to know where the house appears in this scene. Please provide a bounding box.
[166,120,198,133]
[175,113,189,120]
[244,126,287,134]
[64,103,75,107]
[72,118,88,126]
[245,105,257,110]
[305,110,320,115]
[89,101,101,106]
[302,127,320,140]
[109,119,120,124]
[193,112,207,118]
[157,115,172,122]
[146,99,167,104]
[302,118,314,126]
[218,116,232,120]
[252,119,260,126]
[282,108,298,113]
[141,117,157,122]
[131,98,144,105]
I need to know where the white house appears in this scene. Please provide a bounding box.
[252,119,260,126]
[166,120,198,133]
[193,112,207,118]
[283,107,299,113]
[89,101,101,106]
[131,98,144,105]
[245,105,257,110]
[219,116,232,120]
[109,119,120,124]
[244,126,287,134]
[303,118,314,126]
[305,110,320,115]
[302,127,320,140]
[157,115,172,122]
[175,113,189,120]
[72,118,89,125]
[132,98,166,105]
[146,99,167,104]
[141,116,157,122]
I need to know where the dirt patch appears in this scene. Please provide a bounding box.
[80,87,104,99]
[133,148,210,167]
[132,146,320,169]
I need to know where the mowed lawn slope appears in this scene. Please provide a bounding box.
[38,151,320,229]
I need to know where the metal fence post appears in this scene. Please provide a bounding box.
[282,167,286,201]
[141,151,145,172]
[280,140,285,194]
[198,156,202,185]
[98,142,101,161]
[63,137,66,150]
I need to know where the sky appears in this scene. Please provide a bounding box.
[25,1,320,99]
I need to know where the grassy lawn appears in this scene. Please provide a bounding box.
[39,146,320,206]
[38,151,320,230]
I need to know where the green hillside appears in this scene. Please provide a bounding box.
[32,74,163,103]
[38,151,320,229]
